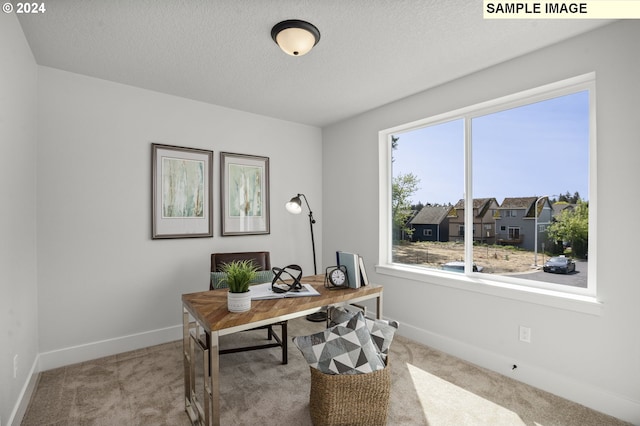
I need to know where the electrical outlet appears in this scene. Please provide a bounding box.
[519,326,531,343]
[13,354,18,378]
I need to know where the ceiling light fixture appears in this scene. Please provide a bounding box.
[271,20,320,56]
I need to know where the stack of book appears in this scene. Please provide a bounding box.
[336,250,369,289]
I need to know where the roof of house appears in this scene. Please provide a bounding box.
[500,197,550,218]
[410,205,452,225]
[453,198,496,209]
[452,198,498,218]
[552,202,575,218]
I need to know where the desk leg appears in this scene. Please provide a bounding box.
[182,309,189,411]
[207,330,220,426]
[376,293,383,319]
[183,308,198,423]
[182,309,220,426]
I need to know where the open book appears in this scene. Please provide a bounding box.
[249,282,321,300]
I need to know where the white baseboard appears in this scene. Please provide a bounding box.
[38,324,183,371]
[398,322,640,425]
[8,354,40,426]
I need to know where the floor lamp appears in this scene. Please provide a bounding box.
[285,193,325,322]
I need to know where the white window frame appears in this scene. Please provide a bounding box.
[377,73,600,314]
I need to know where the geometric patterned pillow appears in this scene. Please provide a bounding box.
[293,311,386,375]
[210,270,275,289]
[329,306,399,361]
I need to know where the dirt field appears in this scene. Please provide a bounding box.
[392,241,547,274]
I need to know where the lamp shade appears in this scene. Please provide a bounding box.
[285,196,303,214]
[271,20,320,56]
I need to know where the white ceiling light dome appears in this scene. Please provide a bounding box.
[271,20,321,56]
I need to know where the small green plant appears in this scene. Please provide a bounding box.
[219,260,259,293]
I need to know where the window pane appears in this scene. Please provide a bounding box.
[389,90,590,290]
[471,91,589,288]
[391,119,464,270]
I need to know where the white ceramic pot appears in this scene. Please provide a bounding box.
[227,290,251,312]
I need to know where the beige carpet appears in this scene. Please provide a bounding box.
[22,317,630,425]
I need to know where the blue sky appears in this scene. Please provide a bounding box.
[392,90,589,206]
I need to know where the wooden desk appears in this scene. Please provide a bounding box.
[181,274,383,426]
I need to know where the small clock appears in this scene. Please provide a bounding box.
[325,265,349,289]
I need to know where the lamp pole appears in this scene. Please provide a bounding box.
[300,194,317,275]
[534,195,548,267]
[286,193,317,275]
[286,193,323,322]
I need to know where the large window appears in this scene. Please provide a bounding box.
[380,74,595,298]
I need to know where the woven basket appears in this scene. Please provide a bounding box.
[309,362,390,426]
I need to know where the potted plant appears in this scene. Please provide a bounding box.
[219,260,259,312]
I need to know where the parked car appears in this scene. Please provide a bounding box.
[442,261,484,273]
[543,256,576,274]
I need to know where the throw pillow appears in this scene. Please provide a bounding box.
[293,311,386,375]
[329,306,399,361]
[210,270,274,289]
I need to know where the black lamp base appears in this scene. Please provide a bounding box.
[306,311,327,322]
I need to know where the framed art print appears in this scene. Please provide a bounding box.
[152,143,213,239]
[220,152,270,236]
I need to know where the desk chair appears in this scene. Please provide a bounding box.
[210,251,288,364]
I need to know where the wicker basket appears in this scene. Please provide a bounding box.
[309,362,390,426]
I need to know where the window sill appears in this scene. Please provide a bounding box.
[375,263,602,316]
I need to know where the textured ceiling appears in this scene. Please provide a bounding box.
[17,0,612,127]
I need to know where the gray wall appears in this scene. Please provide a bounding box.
[322,21,639,423]
[0,13,39,426]
[35,66,322,361]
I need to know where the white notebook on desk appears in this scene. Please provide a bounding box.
[249,282,321,300]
